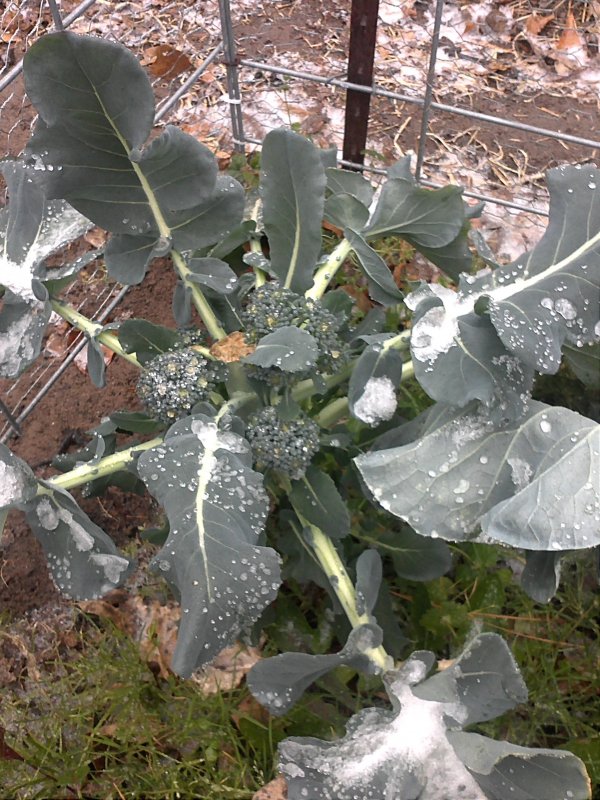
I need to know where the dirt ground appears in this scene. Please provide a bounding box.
[0,0,599,620]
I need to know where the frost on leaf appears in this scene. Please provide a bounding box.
[405,165,600,417]
[0,159,91,377]
[353,376,398,426]
[25,486,133,599]
[0,444,37,509]
[348,336,403,426]
[137,413,281,677]
[278,633,591,800]
[406,283,534,421]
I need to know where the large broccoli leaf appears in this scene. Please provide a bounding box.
[355,401,599,552]
[137,413,281,676]
[23,32,244,284]
[278,633,591,800]
[259,129,327,293]
[405,165,600,414]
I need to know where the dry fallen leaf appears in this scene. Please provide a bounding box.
[191,642,262,695]
[231,693,270,730]
[132,597,181,679]
[525,14,554,36]
[554,12,590,74]
[142,44,192,79]
[0,728,23,762]
[252,775,288,800]
[84,227,107,248]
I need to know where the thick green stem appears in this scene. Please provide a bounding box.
[402,359,415,381]
[306,238,352,300]
[301,518,391,672]
[47,437,164,492]
[315,396,349,429]
[50,298,141,368]
[126,158,226,342]
[383,329,411,352]
[291,362,353,403]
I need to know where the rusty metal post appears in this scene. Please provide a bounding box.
[342,0,380,168]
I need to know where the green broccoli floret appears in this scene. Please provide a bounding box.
[136,348,227,423]
[172,327,206,350]
[246,406,320,479]
[242,282,346,377]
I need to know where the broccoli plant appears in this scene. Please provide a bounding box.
[0,30,598,799]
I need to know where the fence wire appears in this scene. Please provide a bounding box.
[1,0,599,439]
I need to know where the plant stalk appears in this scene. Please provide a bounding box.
[50,298,141,368]
[314,396,349,428]
[127,157,227,342]
[291,362,353,403]
[47,437,164,492]
[301,518,391,672]
[306,238,353,300]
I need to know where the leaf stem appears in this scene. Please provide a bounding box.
[306,238,352,300]
[127,159,227,341]
[291,362,353,403]
[315,396,349,429]
[50,298,141,368]
[46,437,164,492]
[301,518,391,672]
[170,250,227,341]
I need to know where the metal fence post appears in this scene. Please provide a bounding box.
[415,0,445,182]
[218,0,246,154]
[343,0,380,168]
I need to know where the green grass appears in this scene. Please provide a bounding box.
[0,617,274,799]
[0,610,347,800]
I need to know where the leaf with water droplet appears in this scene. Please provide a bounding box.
[356,401,600,552]
[137,413,281,676]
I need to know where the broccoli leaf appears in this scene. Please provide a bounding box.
[23,32,243,283]
[326,167,375,208]
[137,414,281,676]
[520,550,562,604]
[369,525,452,582]
[118,319,180,365]
[243,326,319,372]
[260,128,327,293]
[248,624,383,716]
[0,444,133,599]
[345,228,403,306]
[405,165,600,413]
[289,466,350,540]
[0,159,91,377]
[278,633,591,800]
[25,488,134,598]
[363,155,467,252]
[356,401,600,553]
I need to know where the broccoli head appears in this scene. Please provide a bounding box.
[242,282,346,378]
[246,406,320,479]
[136,348,227,423]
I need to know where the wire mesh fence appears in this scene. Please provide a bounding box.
[1,0,599,439]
